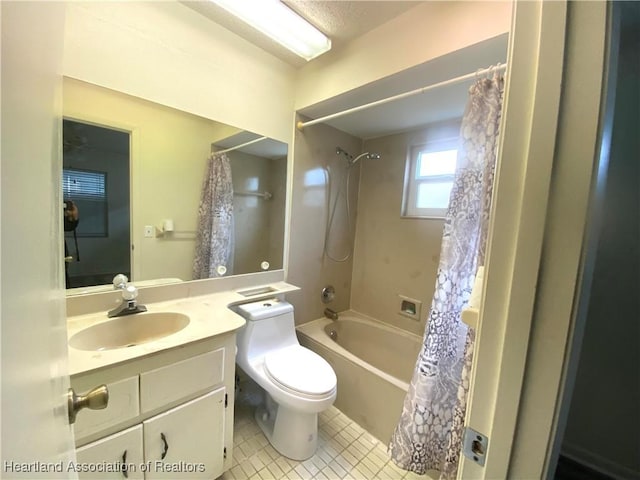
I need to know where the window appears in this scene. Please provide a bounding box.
[62,168,108,236]
[403,139,458,218]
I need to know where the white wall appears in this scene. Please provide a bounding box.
[63,2,512,308]
[295,1,512,109]
[287,120,362,324]
[287,2,511,326]
[268,159,287,271]
[63,78,239,283]
[63,2,296,143]
[230,152,286,275]
[351,121,460,336]
[63,2,298,285]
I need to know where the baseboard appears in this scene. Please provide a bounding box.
[561,443,640,480]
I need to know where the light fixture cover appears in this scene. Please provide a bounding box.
[210,0,331,61]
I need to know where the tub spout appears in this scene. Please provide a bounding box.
[324,308,338,321]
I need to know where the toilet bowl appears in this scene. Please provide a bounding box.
[234,298,337,460]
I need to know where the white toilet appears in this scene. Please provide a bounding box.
[234,298,337,460]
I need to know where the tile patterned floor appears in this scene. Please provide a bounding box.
[221,381,433,480]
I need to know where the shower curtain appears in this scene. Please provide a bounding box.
[389,72,504,478]
[193,152,235,279]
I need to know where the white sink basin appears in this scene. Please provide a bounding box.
[69,312,190,351]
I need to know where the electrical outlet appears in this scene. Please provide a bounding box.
[144,225,154,238]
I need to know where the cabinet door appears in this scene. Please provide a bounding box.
[75,425,144,479]
[143,388,226,479]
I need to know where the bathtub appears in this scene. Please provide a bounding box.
[296,311,422,443]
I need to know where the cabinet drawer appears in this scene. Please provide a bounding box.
[76,424,144,479]
[74,376,140,441]
[140,348,224,412]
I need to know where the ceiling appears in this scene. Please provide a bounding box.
[213,131,288,159]
[182,1,422,68]
[63,119,130,156]
[299,34,509,139]
[184,1,509,140]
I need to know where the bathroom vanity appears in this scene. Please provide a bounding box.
[66,281,299,479]
[71,334,235,480]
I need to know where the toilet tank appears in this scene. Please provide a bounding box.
[236,298,293,321]
[234,299,299,364]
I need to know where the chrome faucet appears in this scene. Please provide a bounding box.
[324,308,338,321]
[108,275,147,318]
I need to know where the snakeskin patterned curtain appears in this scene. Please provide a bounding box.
[389,72,505,479]
[193,152,234,279]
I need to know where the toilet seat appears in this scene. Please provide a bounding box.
[264,346,336,396]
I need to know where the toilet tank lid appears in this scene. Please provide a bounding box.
[235,298,293,321]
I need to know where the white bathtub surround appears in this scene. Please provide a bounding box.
[390,72,505,478]
[193,151,235,279]
[224,377,436,480]
[297,312,422,444]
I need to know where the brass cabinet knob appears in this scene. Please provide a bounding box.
[67,384,109,424]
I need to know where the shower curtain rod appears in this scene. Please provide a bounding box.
[296,63,507,131]
[212,135,268,154]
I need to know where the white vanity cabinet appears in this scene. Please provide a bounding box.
[75,425,144,479]
[143,389,225,479]
[71,333,236,480]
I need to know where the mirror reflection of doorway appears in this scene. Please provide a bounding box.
[63,119,130,288]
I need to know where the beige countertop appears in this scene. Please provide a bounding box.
[67,282,299,376]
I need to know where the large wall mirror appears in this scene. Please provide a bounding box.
[63,77,287,294]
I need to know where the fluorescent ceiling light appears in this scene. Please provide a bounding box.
[210,0,331,61]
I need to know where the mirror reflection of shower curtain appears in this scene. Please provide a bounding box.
[193,152,235,279]
[389,71,505,479]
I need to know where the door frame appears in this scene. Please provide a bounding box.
[459,1,613,478]
[519,2,621,477]
[62,117,133,288]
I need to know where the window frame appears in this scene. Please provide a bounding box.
[402,137,459,219]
